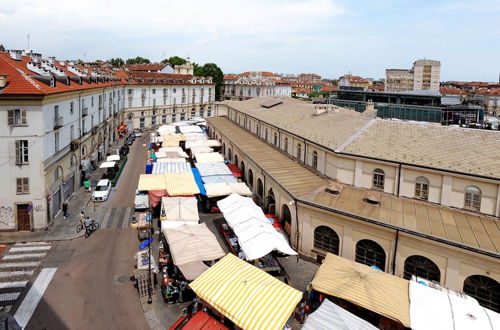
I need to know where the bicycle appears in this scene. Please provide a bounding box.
[76,219,100,238]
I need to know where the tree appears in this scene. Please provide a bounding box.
[125,56,151,65]
[161,56,186,67]
[109,58,125,67]
[194,63,224,101]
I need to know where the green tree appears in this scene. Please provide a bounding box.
[109,58,125,67]
[195,63,224,101]
[125,56,151,65]
[161,56,186,67]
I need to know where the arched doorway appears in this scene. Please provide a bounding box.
[463,275,500,312]
[264,188,276,214]
[222,143,226,156]
[240,161,245,181]
[234,154,238,166]
[256,178,264,205]
[355,239,386,271]
[247,169,254,188]
[281,204,292,235]
[403,255,441,282]
[228,148,232,163]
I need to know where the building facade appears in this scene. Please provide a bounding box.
[223,72,291,101]
[338,75,370,90]
[208,97,500,312]
[386,59,441,92]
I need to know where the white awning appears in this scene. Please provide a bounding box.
[99,161,116,168]
[107,155,120,162]
[160,197,199,222]
[303,299,377,330]
[204,182,252,198]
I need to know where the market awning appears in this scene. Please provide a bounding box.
[191,168,206,196]
[152,162,191,174]
[189,146,213,154]
[161,197,199,222]
[137,172,200,196]
[158,147,189,158]
[303,298,377,330]
[99,161,116,168]
[196,162,232,177]
[189,253,302,330]
[201,175,237,184]
[106,155,120,162]
[311,253,410,327]
[226,164,242,178]
[179,125,203,134]
[193,152,224,164]
[204,182,252,198]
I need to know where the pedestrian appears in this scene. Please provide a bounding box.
[79,210,86,225]
[84,180,90,192]
[62,202,69,219]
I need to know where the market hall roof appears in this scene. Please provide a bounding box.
[223,96,500,180]
[207,116,500,257]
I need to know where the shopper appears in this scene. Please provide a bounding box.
[62,202,69,219]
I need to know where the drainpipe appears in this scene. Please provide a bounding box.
[294,199,300,262]
[396,163,402,197]
[303,138,307,164]
[392,229,399,275]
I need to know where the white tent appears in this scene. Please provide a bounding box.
[204,182,252,198]
[409,280,500,330]
[303,299,377,330]
[99,161,116,168]
[189,146,213,154]
[152,162,191,174]
[158,147,189,158]
[156,158,186,163]
[194,152,225,164]
[157,124,176,135]
[179,125,203,134]
[217,194,297,260]
[106,155,120,162]
[160,197,199,222]
[196,162,232,177]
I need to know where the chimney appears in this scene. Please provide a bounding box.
[48,56,56,64]
[9,50,22,61]
[0,74,8,88]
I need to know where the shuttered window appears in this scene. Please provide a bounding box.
[16,177,29,194]
[7,109,27,126]
[15,140,29,165]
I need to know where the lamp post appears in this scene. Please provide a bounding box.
[147,208,153,304]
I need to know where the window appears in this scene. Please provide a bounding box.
[139,117,145,128]
[163,88,167,96]
[15,140,29,165]
[173,88,176,93]
[171,114,176,122]
[7,109,27,126]
[284,137,288,153]
[415,176,429,200]
[355,239,386,271]
[70,102,74,114]
[152,110,156,116]
[465,186,481,211]
[297,143,302,160]
[82,118,86,133]
[151,116,156,127]
[141,99,145,107]
[54,131,59,153]
[191,108,196,117]
[16,177,29,194]
[141,111,145,117]
[265,128,268,140]
[200,109,204,117]
[91,96,94,107]
[70,125,74,141]
[207,108,211,117]
[180,113,185,121]
[314,226,340,255]
[312,151,318,169]
[373,169,385,190]
[274,132,278,146]
[403,255,441,282]
[128,89,132,95]
[153,99,156,107]
[463,275,500,312]
[162,115,167,124]
[152,89,156,94]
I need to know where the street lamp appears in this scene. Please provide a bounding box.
[147,207,153,304]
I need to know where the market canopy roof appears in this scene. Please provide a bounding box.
[186,140,222,149]
[152,162,191,174]
[106,155,120,162]
[189,253,302,330]
[409,280,500,330]
[137,172,200,195]
[156,158,186,163]
[196,162,233,177]
[204,182,252,198]
[189,146,213,154]
[179,125,204,134]
[162,223,225,267]
[311,253,410,327]
[159,147,189,158]
[99,161,116,168]
[226,164,242,178]
[202,175,237,184]
[161,197,199,222]
[302,298,377,330]
[193,152,225,164]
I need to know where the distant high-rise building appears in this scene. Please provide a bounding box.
[385,59,440,92]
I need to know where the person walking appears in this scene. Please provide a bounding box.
[62,202,69,219]
[84,180,90,192]
[79,211,86,226]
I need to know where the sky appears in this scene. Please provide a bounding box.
[0,0,499,81]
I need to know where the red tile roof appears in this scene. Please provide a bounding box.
[321,85,338,92]
[340,75,369,83]
[440,86,466,95]
[125,63,168,72]
[223,75,239,81]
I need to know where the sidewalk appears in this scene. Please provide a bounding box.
[0,143,122,244]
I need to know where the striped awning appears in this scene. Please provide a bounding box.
[311,253,410,327]
[189,253,301,330]
[137,172,200,196]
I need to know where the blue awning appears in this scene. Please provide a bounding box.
[191,168,206,196]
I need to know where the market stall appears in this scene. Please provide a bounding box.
[159,196,199,227]
[106,154,120,162]
[137,172,200,196]
[152,162,191,174]
[189,253,302,330]
[193,152,224,164]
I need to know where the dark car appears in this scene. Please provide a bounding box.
[124,138,133,146]
[128,133,136,141]
[120,145,129,157]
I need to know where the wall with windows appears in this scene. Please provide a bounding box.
[449,177,497,215]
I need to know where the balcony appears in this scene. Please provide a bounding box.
[70,139,80,151]
[54,116,63,129]
[82,107,88,117]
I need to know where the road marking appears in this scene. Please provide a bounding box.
[122,207,133,228]
[14,242,49,246]
[0,292,20,302]
[10,246,51,253]
[3,253,47,260]
[0,261,41,268]
[106,208,118,229]
[100,208,112,228]
[0,281,28,289]
[0,271,34,279]
[14,268,57,328]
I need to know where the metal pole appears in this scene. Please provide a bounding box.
[147,209,153,304]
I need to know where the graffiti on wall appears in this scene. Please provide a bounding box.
[0,206,14,226]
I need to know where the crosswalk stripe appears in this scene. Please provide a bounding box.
[14,242,49,246]
[3,253,46,260]
[100,208,112,228]
[115,208,126,228]
[0,271,35,279]
[0,262,41,269]
[122,207,133,228]
[9,246,51,253]
[106,208,118,229]
[0,292,20,302]
[0,281,28,289]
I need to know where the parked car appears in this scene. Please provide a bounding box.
[124,138,133,146]
[128,133,136,141]
[133,129,143,137]
[119,145,129,157]
[92,179,112,202]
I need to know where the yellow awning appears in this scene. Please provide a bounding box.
[311,253,410,327]
[137,172,200,196]
[189,253,302,330]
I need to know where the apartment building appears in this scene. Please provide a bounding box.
[209,96,500,312]
[338,75,370,90]
[223,71,291,101]
[386,59,441,92]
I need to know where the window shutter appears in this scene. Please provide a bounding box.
[16,178,22,194]
[23,178,29,193]
[8,110,14,126]
[21,110,27,125]
[15,140,21,165]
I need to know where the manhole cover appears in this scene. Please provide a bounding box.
[118,275,128,283]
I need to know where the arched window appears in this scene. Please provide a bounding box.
[463,275,500,312]
[54,166,63,183]
[274,132,278,146]
[222,143,226,156]
[373,169,385,190]
[234,154,238,166]
[415,176,429,200]
[247,169,254,188]
[240,161,245,181]
[265,128,268,141]
[70,154,77,167]
[284,137,289,153]
[228,148,232,163]
[403,255,441,282]
[464,186,481,211]
[355,239,386,271]
[257,178,264,198]
[281,204,292,235]
[312,151,318,169]
[297,144,302,161]
[314,226,340,255]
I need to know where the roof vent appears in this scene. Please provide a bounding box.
[261,99,282,108]
[364,191,381,205]
[325,181,343,195]
[9,50,22,61]
[313,105,330,116]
